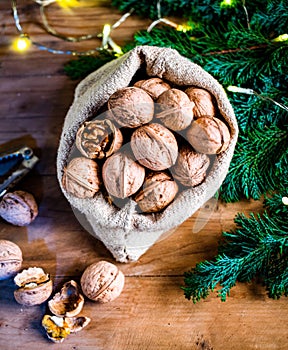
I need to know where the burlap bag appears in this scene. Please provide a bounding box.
[57,46,238,262]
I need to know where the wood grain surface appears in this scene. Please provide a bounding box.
[0,1,287,349]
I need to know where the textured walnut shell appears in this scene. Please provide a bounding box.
[186,117,231,154]
[102,151,145,199]
[65,316,91,333]
[108,87,154,128]
[134,172,178,213]
[156,88,194,131]
[80,260,125,303]
[62,157,101,199]
[14,267,53,306]
[131,123,178,171]
[0,191,38,226]
[76,119,123,159]
[42,315,71,343]
[0,240,22,280]
[171,145,210,187]
[185,87,216,119]
[48,280,84,317]
[134,77,171,100]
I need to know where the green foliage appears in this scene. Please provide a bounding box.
[183,193,288,302]
[64,51,117,80]
[220,125,288,202]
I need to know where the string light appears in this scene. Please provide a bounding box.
[282,197,288,206]
[11,0,133,55]
[227,86,288,112]
[12,34,31,52]
[273,34,288,42]
[147,0,192,33]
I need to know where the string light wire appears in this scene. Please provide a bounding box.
[11,0,133,55]
[227,86,288,112]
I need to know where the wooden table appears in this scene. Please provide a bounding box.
[0,1,287,349]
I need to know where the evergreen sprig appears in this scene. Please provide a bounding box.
[183,192,288,302]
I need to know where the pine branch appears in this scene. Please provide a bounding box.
[183,203,288,302]
[64,51,117,80]
[220,125,288,202]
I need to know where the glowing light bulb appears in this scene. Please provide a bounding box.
[273,34,288,42]
[220,0,236,7]
[12,35,31,52]
[282,197,288,205]
[176,24,193,33]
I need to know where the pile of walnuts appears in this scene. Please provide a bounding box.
[62,77,231,213]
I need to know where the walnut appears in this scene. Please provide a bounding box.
[185,87,216,119]
[186,116,230,154]
[134,172,178,213]
[14,267,53,306]
[107,87,154,128]
[80,260,125,303]
[134,77,171,100]
[171,145,210,187]
[0,191,38,226]
[102,151,145,199]
[156,88,194,131]
[62,157,101,199]
[76,119,123,159]
[131,123,178,171]
[42,314,91,343]
[0,240,22,280]
[48,280,84,317]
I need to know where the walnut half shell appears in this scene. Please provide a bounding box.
[42,314,91,343]
[76,119,123,159]
[48,280,84,317]
[14,267,53,306]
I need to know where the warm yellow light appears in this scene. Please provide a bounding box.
[57,0,81,8]
[56,0,101,8]
[273,34,288,42]
[176,24,193,33]
[12,35,31,52]
[220,0,235,7]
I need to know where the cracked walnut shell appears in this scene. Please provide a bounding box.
[171,145,210,187]
[134,77,171,100]
[80,260,125,303]
[0,191,38,226]
[186,116,231,154]
[42,314,91,343]
[108,87,154,128]
[156,88,194,131]
[62,157,101,199]
[185,87,216,119]
[14,267,53,306]
[134,172,178,213]
[0,240,22,280]
[131,123,178,171]
[76,119,123,159]
[102,151,145,199]
[48,280,84,317]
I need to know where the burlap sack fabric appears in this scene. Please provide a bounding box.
[57,46,238,262]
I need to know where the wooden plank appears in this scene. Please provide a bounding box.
[0,276,287,350]
[1,1,287,349]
